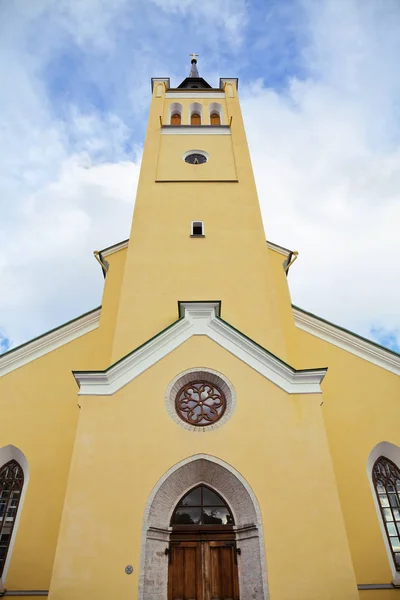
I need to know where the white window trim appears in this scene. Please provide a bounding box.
[182,150,209,164]
[209,102,224,125]
[188,102,203,125]
[367,442,400,585]
[191,221,204,236]
[168,102,183,125]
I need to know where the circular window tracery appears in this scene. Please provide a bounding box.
[165,368,236,433]
[175,381,226,427]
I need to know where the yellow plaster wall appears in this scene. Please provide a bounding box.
[156,134,237,181]
[49,336,358,600]
[359,592,400,599]
[295,327,400,586]
[97,248,127,366]
[267,248,299,365]
[0,326,108,590]
[111,82,295,364]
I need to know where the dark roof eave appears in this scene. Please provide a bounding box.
[177,77,212,89]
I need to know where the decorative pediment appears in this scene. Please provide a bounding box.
[73,302,327,396]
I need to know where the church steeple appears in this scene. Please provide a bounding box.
[189,53,199,77]
[177,54,211,89]
[109,59,295,365]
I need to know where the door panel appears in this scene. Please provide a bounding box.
[168,541,202,600]
[168,539,239,600]
[204,542,239,600]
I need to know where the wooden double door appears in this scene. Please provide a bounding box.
[168,534,239,600]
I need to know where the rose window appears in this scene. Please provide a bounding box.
[175,381,226,426]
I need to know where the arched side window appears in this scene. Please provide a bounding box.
[171,484,234,526]
[0,460,24,578]
[209,102,223,125]
[169,102,183,125]
[372,456,400,570]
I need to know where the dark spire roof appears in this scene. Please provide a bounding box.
[177,55,211,89]
[189,58,199,78]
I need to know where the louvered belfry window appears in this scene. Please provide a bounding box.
[0,460,24,577]
[191,112,201,126]
[210,112,221,125]
[373,456,400,570]
[171,112,181,125]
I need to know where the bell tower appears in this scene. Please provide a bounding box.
[110,58,296,363]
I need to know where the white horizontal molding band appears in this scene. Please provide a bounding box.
[0,309,101,377]
[74,302,326,396]
[166,92,225,99]
[161,126,231,135]
[98,238,292,260]
[294,307,400,376]
[267,241,292,257]
[101,240,129,257]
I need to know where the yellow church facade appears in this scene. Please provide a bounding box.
[1,59,399,600]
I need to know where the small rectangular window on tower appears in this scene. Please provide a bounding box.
[191,221,204,237]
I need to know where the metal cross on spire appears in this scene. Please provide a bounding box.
[189,53,199,77]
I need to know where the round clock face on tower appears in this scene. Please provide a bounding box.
[184,152,207,165]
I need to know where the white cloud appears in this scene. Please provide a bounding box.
[242,0,400,348]
[0,0,399,355]
[149,0,248,43]
[0,155,140,347]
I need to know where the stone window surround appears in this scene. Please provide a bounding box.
[138,454,268,600]
[368,442,400,586]
[165,368,236,432]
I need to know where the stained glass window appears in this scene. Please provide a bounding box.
[0,460,24,577]
[171,485,234,526]
[373,456,400,570]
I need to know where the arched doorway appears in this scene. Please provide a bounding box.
[168,484,239,599]
[139,455,267,600]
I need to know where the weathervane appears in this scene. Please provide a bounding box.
[190,53,199,61]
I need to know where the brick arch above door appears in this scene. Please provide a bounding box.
[138,454,268,600]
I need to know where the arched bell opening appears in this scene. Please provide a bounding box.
[189,102,203,126]
[139,455,268,600]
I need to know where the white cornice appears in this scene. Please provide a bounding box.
[220,78,239,90]
[74,302,326,396]
[166,92,225,99]
[100,240,129,257]
[267,241,292,258]
[151,78,170,92]
[161,126,231,135]
[294,307,400,376]
[0,309,101,377]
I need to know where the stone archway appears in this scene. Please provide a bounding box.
[139,454,268,600]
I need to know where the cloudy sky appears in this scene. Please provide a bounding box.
[1,0,399,354]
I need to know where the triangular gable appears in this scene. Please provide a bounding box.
[73,302,326,396]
